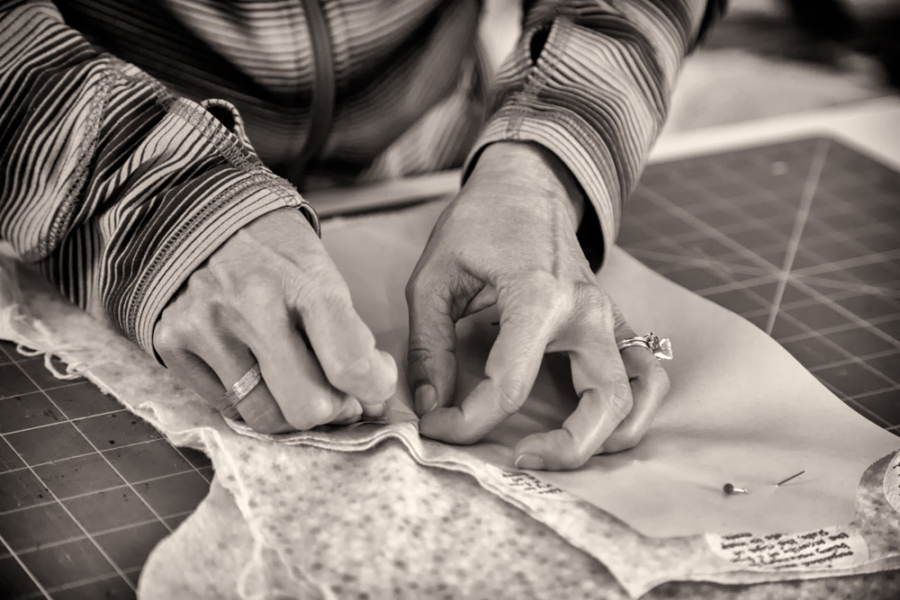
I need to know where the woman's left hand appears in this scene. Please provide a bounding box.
[405,142,670,470]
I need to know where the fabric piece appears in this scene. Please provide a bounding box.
[226,418,900,596]
[141,450,632,600]
[315,199,900,538]
[0,242,628,598]
[140,479,313,600]
[2,192,900,597]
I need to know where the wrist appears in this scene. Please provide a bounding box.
[470,142,585,229]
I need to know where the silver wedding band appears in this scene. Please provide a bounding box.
[217,363,263,419]
[617,333,673,360]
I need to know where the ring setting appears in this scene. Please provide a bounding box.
[617,333,673,360]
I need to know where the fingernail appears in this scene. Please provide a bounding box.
[414,384,437,415]
[515,454,544,470]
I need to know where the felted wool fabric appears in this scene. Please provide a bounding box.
[143,438,626,600]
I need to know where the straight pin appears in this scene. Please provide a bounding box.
[723,483,748,495]
[776,470,805,487]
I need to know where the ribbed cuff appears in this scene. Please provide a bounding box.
[128,174,315,357]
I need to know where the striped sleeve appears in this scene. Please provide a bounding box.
[465,0,727,265]
[0,0,317,355]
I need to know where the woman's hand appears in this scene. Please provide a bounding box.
[406,142,669,470]
[154,207,397,433]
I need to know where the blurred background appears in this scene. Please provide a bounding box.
[666,0,900,133]
[485,0,900,134]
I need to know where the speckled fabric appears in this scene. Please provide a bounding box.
[141,452,629,600]
[196,437,626,599]
[3,231,900,599]
[140,479,307,600]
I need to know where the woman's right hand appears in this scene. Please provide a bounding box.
[153,207,397,433]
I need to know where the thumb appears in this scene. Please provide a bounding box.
[405,273,460,417]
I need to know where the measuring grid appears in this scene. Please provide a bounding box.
[0,346,214,599]
[622,137,900,432]
[0,136,898,598]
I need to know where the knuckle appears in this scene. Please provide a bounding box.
[232,278,280,313]
[407,344,435,369]
[578,294,615,330]
[301,279,353,318]
[289,392,335,429]
[568,432,597,466]
[243,402,290,435]
[605,381,634,421]
[405,271,441,312]
[152,320,181,354]
[333,400,364,425]
[575,281,608,308]
[517,273,573,318]
[519,271,556,291]
[288,255,350,305]
[495,380,526,416]
[544,288,573,319]
[566,448,592,469]
[281,266,316,308]
[404,274,423,306]
[329,353,372,388]
[652,362,671,396]
[579,305,613,335]
[603,431,643,454]
[571,284,617,335]
[556,431,593,468]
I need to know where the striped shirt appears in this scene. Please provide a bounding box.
[0,0,726,355]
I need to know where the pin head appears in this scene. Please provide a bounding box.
[723,483,748,495]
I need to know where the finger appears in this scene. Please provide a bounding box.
[600,345,670,453]
[331,398,365,425]
[243,307,365,430]
[612,301,635,341]
[194,339,295,435]
[294,262,397,405]
[360,400,386,420]
[212,353,296,434]
[406,272,460,416]
[514,311,632,470]
[156,328,286,429]
[602,304,670,452]
[158,344,232,411]
[419,282,562,445]
[154,295,293,433]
